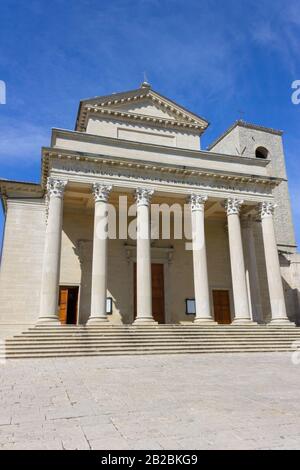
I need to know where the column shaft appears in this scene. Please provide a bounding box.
[242,216,263,323]
[190,194,215,323]
[134,188,156,324]
[225,198,253,324]
[88,183,112,324]
[38,178,67,323]
[260,202,293,325]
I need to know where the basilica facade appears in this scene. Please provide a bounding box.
[0,82,299,338]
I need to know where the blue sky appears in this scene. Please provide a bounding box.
[0,0,300,245]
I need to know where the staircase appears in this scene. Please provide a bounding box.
[1,324,300,359]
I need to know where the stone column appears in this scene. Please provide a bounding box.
[134,187,156,324]
[38,177,67,323]
[189,194,215,323]
[241,215,263,323]
[225,198,253,324]
[88,183,112,324]
[259,202,293,325]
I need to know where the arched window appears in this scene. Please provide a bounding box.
[255,146,269,159]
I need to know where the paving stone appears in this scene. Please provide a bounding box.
[82,423,121,441]
[1,353,300,449]
[89,437,130,450]
[0,415,11,425]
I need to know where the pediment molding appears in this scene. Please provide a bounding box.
[76,87,209,133]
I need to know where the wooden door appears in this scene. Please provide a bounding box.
[212,289,231,324]
[151,264,165,324]
[59,287,79,325]
[59,288,68,324]
[134,263,165,324]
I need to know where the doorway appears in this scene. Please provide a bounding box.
[212,289,231,324]
[59,286,79,324]
[134,263,165,323]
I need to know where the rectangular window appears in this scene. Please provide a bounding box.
[185,298,196,315]
[106,297,113,315]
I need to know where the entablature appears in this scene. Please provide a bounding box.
[43,148,280,203]
[0,180,43,213]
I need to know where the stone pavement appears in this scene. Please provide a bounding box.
[0,353,300,450]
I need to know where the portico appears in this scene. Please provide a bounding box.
[37,173,291,327]
[0,83,298,339]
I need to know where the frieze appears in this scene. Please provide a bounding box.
[51,159,273,197]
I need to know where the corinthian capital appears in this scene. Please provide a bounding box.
[135,187,154,207]
[47,178,67,198]
[224,198,244,216]
[259,201,277,219]
[92,183,112,203]
[189,194,208,211]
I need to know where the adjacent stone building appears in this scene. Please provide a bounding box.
[0,83,299,338]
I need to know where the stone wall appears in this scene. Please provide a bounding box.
[86,116,200,150]
[60,210,235,324]
[1,197,298,333]
[280,252,300,324]
[0,199,46,337]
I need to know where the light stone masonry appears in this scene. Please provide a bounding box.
[0,83,299,335]
[0,353,300,450]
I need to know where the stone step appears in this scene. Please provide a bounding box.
[30,325,296,331]
[14,330,300,337]
[24,331,278,336]
[12,333,300,343]
[19,328,300,334]
[1,342,295,352]
[5,337,300,346]
[1,347,294,357]
[3,324,299,358]
[0,348,293,359]
[23,332,300,340]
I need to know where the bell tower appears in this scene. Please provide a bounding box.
[208,120,296,253]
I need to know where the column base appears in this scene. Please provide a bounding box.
[87,316,109,325]
[36,316,61,325]
[232,318,257,325]
[133,317,158,325]
[268,318,295,327]
[193,317,217,325]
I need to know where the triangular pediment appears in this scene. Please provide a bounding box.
[76,84,209,133]
[111,99,176,120]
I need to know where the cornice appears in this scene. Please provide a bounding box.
[0,181,43,213]
[0,179,42,190]
[76,87,209,134]
[79,106,204,132]
[41,146,282,192]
